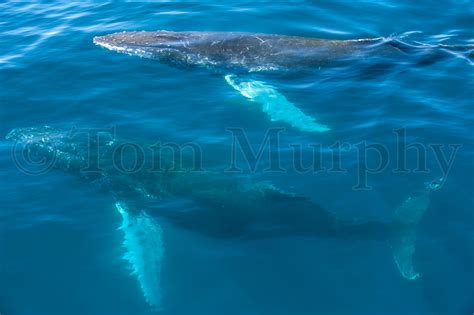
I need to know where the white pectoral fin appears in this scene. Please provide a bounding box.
[115,202,164,310]
[224,74,330,133]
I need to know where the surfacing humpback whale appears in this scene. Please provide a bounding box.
[93,31,473,133]
[6,126,443,309]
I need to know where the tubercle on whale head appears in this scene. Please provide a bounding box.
[6,126,65,144]
[5,126,81,158]
[5,126,118,177]
[93,30,189,53]
[6,126,115,149]
[6,125,113,157]
[5,126,85,174]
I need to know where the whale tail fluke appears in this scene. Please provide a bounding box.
[115,202,164,310]
[390,228,420,280]
[389,178,443,280]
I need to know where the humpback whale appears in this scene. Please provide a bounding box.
[93,31,473,133]
[93,31,473,71]
[6,126,443,309]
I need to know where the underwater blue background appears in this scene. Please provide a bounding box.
[0,1,473,314]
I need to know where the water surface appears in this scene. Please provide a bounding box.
[0,2,473,315]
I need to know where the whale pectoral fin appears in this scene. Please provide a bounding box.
[224,74,330,133]
[115,202,164,310]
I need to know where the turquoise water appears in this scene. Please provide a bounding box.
[1,2,473,314]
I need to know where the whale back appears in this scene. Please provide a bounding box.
[93,31,406,72]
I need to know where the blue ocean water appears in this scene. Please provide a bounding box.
[0,1,473,315]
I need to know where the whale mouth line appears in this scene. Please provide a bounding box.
[93,36,135,51]
[93,38,127,52]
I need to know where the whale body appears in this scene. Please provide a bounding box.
[93,31,414,72]
[93,31,411,72]
[6,126,442,308]
[93,30,473,72]
[93,31,474,72]
[93,31,472,134]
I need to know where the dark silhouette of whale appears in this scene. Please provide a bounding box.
[6,126,443,310]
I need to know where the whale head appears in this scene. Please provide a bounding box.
[6,126,68,147]
[93,31,197,62]
[6,126,114,175]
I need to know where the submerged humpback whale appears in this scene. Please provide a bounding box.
[7,126,443,310]
[93,31,472,71]
[93,31,473,133]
